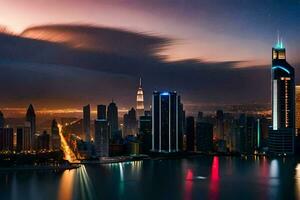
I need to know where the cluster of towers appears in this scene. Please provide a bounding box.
[0,104,61,153]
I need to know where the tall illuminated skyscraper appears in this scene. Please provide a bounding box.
[152,91,183,152]
[269,39,295,155]
[136,78,145,119]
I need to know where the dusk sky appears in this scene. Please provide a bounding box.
[0,0,300,114]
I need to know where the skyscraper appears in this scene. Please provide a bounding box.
[186,116,195,151]
[26,104,36,149]
[0,111,4,128]
[36,130,50,151]
[123,107,138,137]
[107,101,119,139]
[152,91,182,152]
[83,104,91,142]
[97,104,106,120]
[269,40,295,155]
[296,85,300,135]
[94,119,109,157]
[216,110,224,140]
[16,122,31,152]
[136,77,145,119]
[0,128,13,151]
[196,121,213,152]
[51,119,61,151]
[139,115,152,153]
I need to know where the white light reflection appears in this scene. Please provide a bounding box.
[269,159,280,199]
[76,165,95,199]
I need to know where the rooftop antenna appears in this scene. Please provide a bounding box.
[139,77,142,87]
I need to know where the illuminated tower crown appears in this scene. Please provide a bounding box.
[136,77,145,119]
[272,37,286,60]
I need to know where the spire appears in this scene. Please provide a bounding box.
[26,104,36,118]
[139,77,142,88]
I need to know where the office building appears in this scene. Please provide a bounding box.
[186,116,195,151]
[26,104,36,148]
[107,101,119,139]
[136,78,145,119]
[196,122,213,152]
[16,122,31,152]
[123,108,138,137]
[296,85,300,135]
[0,128,13,151]
[83,104,91,142]
[0,111,4,128]
[139,115,152,153]
[152,91,183,152]
[216,110,224,140]
[269,40,295,155]
[94,119,109,157]
[97,104,106,120]
[51,119,61,151]
[36,131,50,151]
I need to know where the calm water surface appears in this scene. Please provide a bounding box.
[1,156,300,200]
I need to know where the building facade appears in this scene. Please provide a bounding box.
[94,119,109,157]
[51,119,61,151]
[83,104,91,142]
[269,41,295,155]
[136,78,145,119]
[107,101,119,139]
[196,122,213,152]
[0,128,13,151]
[97,104,106,120]
[186,116,195,151]
[152,91,183,152]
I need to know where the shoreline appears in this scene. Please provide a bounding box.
[0,164,80,172]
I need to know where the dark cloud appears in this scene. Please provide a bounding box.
[0,24,273,111]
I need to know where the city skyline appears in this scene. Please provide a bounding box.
[0,0,300,113]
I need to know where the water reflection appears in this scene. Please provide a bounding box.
[58,169,75,200]
[184,169,193,200]
[209,156,220,200]
[76,165,95,199]
[269,159,279,198]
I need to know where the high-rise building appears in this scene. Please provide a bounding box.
[26,104,36,149]
[51,119,61,151]
[36,130,50,151]
[216,110,224,140]
[196,122,213,152]
[136,78,145,119]
[152,91,183,152]
[16,122,31,152]
[94,119,109,157]
[186,116,195,152]
[0,111,4,128]
[83,104,91,142]
[97,104,106,120]
[197,112,203,122]
[269,40,295,155]
[107,101,119,139]
[240,116,257,154]
[0,128,13,151]
[139,115,152,153]
[296,86,300,135]
[123,108,138,137]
